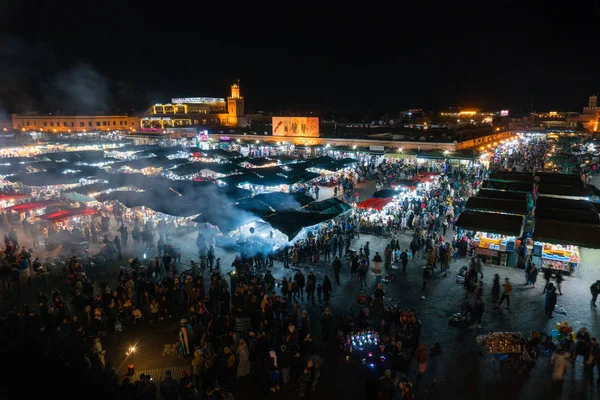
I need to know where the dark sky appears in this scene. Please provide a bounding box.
[1,12,599,117]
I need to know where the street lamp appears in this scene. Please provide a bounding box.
[398,147,403,152]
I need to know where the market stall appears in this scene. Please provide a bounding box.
[455,211,525,267]
[531,218,600,273]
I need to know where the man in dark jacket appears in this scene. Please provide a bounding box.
[320,308,334,347]
[160,370,179,400]
[400,249,409,273]
[294,271,306,301]
[332,257,342,285]
[473,297,485,328]
[279,345,293,385]
[592,280,600,307]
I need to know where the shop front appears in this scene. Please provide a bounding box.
[532,218,600,274]
[455,211,525,267]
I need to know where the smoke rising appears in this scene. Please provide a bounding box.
[44,64,112,114]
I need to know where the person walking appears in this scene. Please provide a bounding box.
[358,257,368,290]
[415,343,428,388]
[543,269,552,293]
[591,280,600,307]
[499,277,512,309]
[322,276,332,305]
[333,256,342,285]
[524,260,532,285]
[320,308,334,347]
[545,284,557,318]
[551,345,571,381]
[528,264,538,288]
[400,249,409,273]
[160,370,179,400]
[473,297,485,328]
[555,271,563,295]
[422,266,431,291]
[491,274,500,306]
[372,252,383,283]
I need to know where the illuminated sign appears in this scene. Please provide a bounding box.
[220,136,231,141]
[171,97,225,104]
[500,110,509,116]
[198,135,209,141]
[272,117,319,137]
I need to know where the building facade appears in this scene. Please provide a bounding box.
[11,114,139,133]
[141,81,249,129]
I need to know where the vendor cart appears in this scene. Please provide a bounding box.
[476,332,525,370]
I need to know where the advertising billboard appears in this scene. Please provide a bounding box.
[272,117,319,137]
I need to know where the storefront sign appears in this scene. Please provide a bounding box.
[369,145,385,152]
[198,135,209,141]
[220,136,231,141]
[475,247,499,257]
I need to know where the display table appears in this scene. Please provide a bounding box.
[473,232,517,267]
[534,241,579,273]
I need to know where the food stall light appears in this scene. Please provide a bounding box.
[398,147,403,152]
[352,145,357,150]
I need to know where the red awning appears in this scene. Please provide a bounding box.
[6,200,64,213]
[357,197,394,211]
[38,208,96,223]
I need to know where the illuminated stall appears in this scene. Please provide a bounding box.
[455,211,525,267]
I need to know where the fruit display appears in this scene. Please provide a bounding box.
[476,332,523,354]
[542,259,570,272]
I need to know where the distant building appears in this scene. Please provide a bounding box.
[272,116,319,137]
[438,108,494,128]
[579,95,600,132]
[529,111,579,130]
[141,81,249,129]
[11,114,139,133]
[0,120,11,132]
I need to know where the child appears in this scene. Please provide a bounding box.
[317,284,323,303]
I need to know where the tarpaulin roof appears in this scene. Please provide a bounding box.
[114,157,189,170]
[476,189,528,202]
[536,197,597,213]
[97,190,203,217]
[5,200,64,213]
[65,182,118,196]
[238,157,275,167]
[38,208,96,223]
[302,198,352,214]
[263,211,337,239]
[193,211,258,234]
[251,192,315,210]
[455,211,524,236]
[534,172,583,185]
[195,149,241,158]
[373,189,401,198]
[488,171,533,183]
[481,180,533,193]
[535,208,600,224]
[538,183,598,198]
[465,197,527,215]
[533,218,600,249]
[357,197,394,211]
[38,150,107,162]
[219,172,291,187]
[170,162,239,177]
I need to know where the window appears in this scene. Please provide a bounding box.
[34,122,37,127]
[50,122,54,127]
[44,122,47,127]
[96,122,100,126]
[113,121,116,126]
[71,122,75,127]
[64,122,68,127]
[102,121,107,126]
[80,122,84,127]
[88,122,92,127]
[26,121,30,126]
[131,122,134,125]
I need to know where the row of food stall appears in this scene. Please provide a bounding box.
[456,171,600,273]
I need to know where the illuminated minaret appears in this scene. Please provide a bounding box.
[228,79,244,118]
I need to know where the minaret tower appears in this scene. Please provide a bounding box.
[228,79,244,118]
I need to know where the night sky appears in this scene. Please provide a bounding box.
[1,12,599,118]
